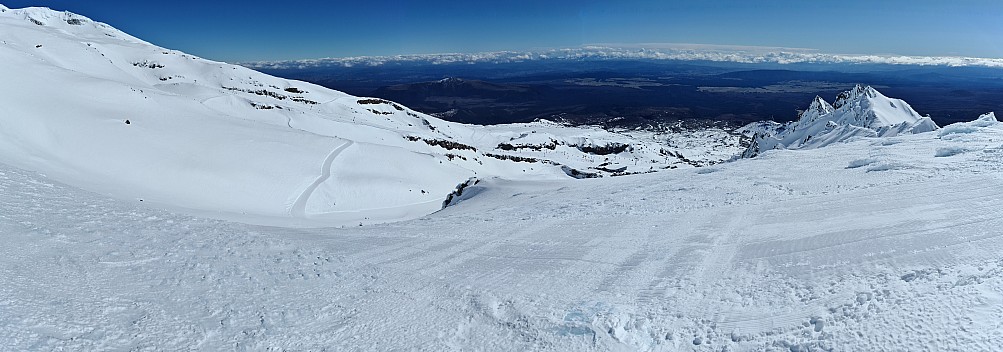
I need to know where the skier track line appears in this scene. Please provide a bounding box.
[291,140,353,218]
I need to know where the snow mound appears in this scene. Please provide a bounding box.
[846,158,878,169]
[939,112,1000,138]
[935,146,967,157]
[744,85,939,157]
[972,111,999,126]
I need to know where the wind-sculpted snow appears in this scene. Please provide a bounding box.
[2,115,1002,350]
[243,44,1003,70]
[0,6,739,227]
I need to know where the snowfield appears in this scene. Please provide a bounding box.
[3,5,1003,352]
[3,114,1003,351]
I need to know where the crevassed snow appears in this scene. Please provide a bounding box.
[1,115,1002,351]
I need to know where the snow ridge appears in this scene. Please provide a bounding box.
[799,96,835,125]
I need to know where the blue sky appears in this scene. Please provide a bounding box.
[5,0,1003,62]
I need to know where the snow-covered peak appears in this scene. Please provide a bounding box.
[798,95,835,123]
[0,5,147,44]
[438,77,463,83]
[3,6,87,25]
[833,84,878,109]
[808,95,834,112]
[827,84,924,128]
[743,86,939,157]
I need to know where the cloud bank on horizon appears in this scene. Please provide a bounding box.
[243,44,1003,70]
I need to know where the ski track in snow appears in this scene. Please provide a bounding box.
[290,140,353,218]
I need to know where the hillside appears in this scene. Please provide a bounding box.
[0,6,740,227]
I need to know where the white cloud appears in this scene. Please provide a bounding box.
[242,44,1003,70]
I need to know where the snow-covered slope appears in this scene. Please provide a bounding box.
[743,85,939,157]
[0,6,726,226]
[2,113,1001,351]
[5,5,1003,351]
[736,120,784,138]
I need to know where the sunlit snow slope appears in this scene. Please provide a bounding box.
[0,6,725,226]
